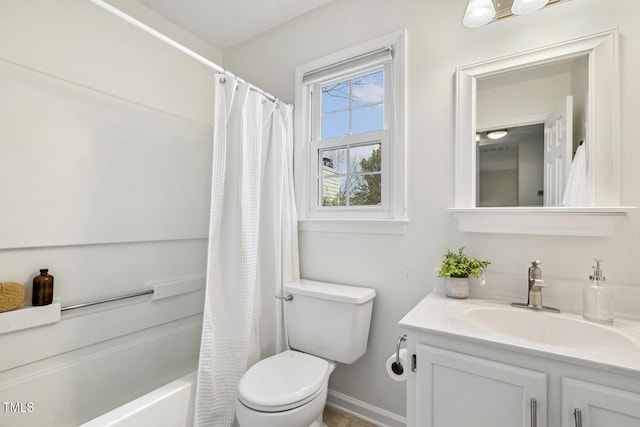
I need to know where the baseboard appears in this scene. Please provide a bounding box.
[326,389,407,427]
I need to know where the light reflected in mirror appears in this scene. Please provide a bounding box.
[475,56,588,207]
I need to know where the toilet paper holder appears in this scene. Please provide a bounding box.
[391,333,407,375]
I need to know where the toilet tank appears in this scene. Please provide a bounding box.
[283,279,376,364]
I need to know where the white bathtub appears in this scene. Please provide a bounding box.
[80,371,197,427]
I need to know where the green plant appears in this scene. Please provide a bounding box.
[438,247,490,278]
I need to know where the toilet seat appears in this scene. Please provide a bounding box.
[237,350,330,412]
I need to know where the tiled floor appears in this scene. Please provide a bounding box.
[323,406,375,427]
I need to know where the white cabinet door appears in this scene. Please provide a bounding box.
[416,344,547,427]
[562,378,640,427]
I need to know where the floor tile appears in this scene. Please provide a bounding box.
[323,406,375,427]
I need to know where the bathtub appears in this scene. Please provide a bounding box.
[80,371,197,427]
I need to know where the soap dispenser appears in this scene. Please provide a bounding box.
[582,259,613,323]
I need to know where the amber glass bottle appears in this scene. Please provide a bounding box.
[32,268,54,306]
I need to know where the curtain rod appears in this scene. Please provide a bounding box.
[87,0,282,104]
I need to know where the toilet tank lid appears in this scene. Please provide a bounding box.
[284,279,376,304]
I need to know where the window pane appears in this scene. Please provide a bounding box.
[349,143,381,173]
[320,175,347,206]
[349,173,382,206]
[322,81,350,113]
[322,111,349,139]
[352,104,383,134]
[320,147,348,174]
[351,71,384,106]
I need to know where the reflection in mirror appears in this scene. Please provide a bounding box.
[454,29,620,209]
[477,123,544,207]
[476,56,587,207]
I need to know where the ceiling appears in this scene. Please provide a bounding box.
[478,123,544,149]
[136,0,335,50]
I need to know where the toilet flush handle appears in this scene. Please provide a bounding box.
[275,293,293,301]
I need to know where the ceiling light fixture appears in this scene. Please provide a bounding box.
[464,0,565,28]
[512,0,549,15]
[463,0,496,28]
[487,129,508,139]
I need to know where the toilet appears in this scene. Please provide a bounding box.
[235,279,376,427]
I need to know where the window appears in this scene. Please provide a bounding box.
[295,32,406,234]
[318,70,384,207]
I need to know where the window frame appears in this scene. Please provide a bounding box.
[311,63,389,213]
[294,31,407,234]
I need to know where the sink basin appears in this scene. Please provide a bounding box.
[463,306,638,352]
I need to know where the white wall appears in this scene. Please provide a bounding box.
[223,0,640,419]
[0,1,218,425]
[479,169,518,206]
[571,56,588,149]
[518,139,544,206]
[477,66,572,126]
[477,58,587,151]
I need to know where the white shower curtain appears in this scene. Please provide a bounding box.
[194,74,299,426]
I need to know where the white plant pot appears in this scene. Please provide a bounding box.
[444,277,469,299]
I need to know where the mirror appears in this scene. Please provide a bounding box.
[476,56,587,207]
[455,29,620,209]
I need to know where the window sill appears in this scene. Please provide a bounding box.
[449,207,636,236]
[298,218,408,235]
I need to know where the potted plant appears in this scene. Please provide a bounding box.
[438,247,490,298]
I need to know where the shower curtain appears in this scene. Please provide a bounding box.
[194,74,299,426]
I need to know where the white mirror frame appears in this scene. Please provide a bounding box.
[451,29,631,236]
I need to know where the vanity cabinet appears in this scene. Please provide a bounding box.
[406,337,640,427]
[562,378,640,426]
[416,344,547,427]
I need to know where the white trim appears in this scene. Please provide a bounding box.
[477,114,547,132]
[450,207,635,236]
[295,31,406,232]
[298,218,407,235]
[326,389,407,427]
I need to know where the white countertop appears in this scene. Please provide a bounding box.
[399,292,640,377]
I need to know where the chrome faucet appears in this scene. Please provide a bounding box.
[512,261,560,313]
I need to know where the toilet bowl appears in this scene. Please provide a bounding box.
[235,279,375,427]
[235,350,336,427]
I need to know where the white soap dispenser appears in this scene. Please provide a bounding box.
[582,259,613,323]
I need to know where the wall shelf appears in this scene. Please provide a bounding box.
[0,298,61,335]
[449,207,635,236]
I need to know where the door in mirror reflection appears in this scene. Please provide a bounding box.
[543,96,573,206]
